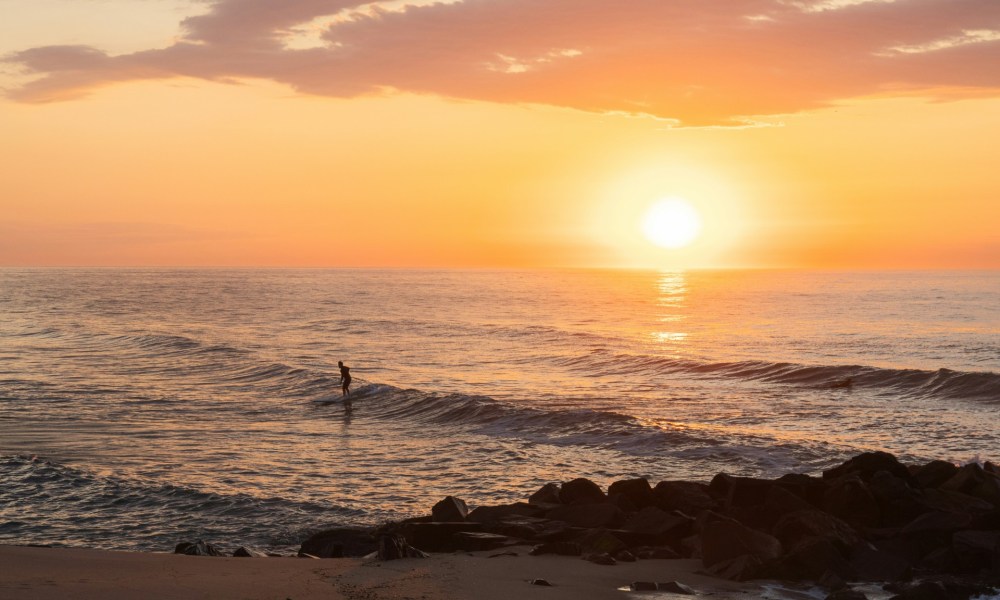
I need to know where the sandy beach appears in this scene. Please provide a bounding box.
[0,544,751,600]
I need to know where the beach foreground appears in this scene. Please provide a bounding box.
[0,544,748,600]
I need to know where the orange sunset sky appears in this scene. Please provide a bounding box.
[1,0,998,269]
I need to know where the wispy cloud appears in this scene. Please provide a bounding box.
[5,0,1000,125]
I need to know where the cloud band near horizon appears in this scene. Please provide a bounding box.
[5,0,1000,125]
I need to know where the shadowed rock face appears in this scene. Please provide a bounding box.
[291,451,999,594]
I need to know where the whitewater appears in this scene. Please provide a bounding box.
[1,268,997,553]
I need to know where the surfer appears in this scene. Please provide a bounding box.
[338,361,352,396]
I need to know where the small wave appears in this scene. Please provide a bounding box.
[0,455,362,552]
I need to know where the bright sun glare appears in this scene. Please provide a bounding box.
[641,197,703,248]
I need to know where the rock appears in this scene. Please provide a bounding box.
[615,549,637,562]
[546,503,623,529]
[708,473,773,508]
[652,480,716,514]
[399,522,483,553]
[705,554,764,581]
[376,534,428,560]
[901,511,973,536]
[824,452,914,484]
[174,540,226,557]
[942,464,1000,508]
[823,476,881,528]
[529,541,581,556]
[298,527,376,558]
[528,579,552,586]
[584,552,616,565]
[528,483,561,505]
[922,489,995,517]
[952,530,1000,574]
[849,544,912,582]
[869,471,925,527]
[772,509,861,551]
[656,581,696,595]
[432,496,469,522]
[701,519,782,568]
[482,516,560,541]
[466,502,545,524]
[631,581,659,591]
[733,485,815,531]
[232,546,267,558]
[776,537,855,581]
[559,478,606,505]
[622,506,694,539]
[914,461,961,489]
[608,478,654,509]
[818,569,849,591]
[574,529,626,555]
[775,473,830,507]
[452,532,514,552]
[297,552,320,559]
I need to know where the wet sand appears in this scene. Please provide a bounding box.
[0,544,753,600]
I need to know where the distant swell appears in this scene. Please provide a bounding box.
[550,352,1000,403]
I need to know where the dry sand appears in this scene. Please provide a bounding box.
[0,544,757,600]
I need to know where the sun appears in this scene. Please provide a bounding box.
[641,197,703,248]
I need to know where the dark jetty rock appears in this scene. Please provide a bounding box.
[232,546,268,558]
[359,452,999,591]
[377,534,428,560]
[174,540,226,557]
[298,527,377,558]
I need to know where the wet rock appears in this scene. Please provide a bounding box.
[869,471,925,527]
[299,527,376,558]
[887,581,949,600]
[952,530,1000,573]
[399,522,483,553]
[559,478,606,505]
[772,509,861,551]
[656,581,696,595]
[823,476,881,529]
[175,540,226,557]
[818,569,849,591]
[528,579,553,586]
[701,518,782,568]
[775,473,830,507]
[479,515,551,540]
[901,511,973,536]
[584,552,616,565]
[914,461,961,490]
[233,546,268,558]
[546,502,623,529]
[824,452,914,485]
[652,480,716,514]
[608,478,654,509]
[631,581,659,591]
[529,541,581,556]
[376,534,428,560]
[775,537,855,581]
[432,496,469,522]
[733,485,815,531]
[528,483,561,505]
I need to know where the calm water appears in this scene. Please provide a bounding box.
[1,268,997,552]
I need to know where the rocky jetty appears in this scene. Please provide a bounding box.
[368,451,999,597]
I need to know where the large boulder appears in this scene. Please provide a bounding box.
[432,496,469,522]
[298,527,377,558]
[823,476,881,529]
[560,478,607,505]
[773,537,855,581]
[869,471,926,527]
[708,473,773,508]
[652,480,716,514]
[701,519,782,568]
[451,532,514,552]
[232,546,268,558]
[731,485,814,531]
[622,506,694,539]
[849,545,912,582]
[399,522,483,552]
[574,528,627,555]
[466,502,544,524]
[547,503,623,529]
[608,478,654,509]
[941,464,1000,508]
[952,530,1000,574]
[772,510,861,552]
[824,452,913,484]
[914,460,961,490]
[528,483,561,505]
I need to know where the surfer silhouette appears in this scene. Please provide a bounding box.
[338,361,352,396]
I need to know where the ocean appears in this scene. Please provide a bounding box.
[1,268,997,553]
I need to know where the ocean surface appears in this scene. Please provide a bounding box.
[1,268,997,553]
